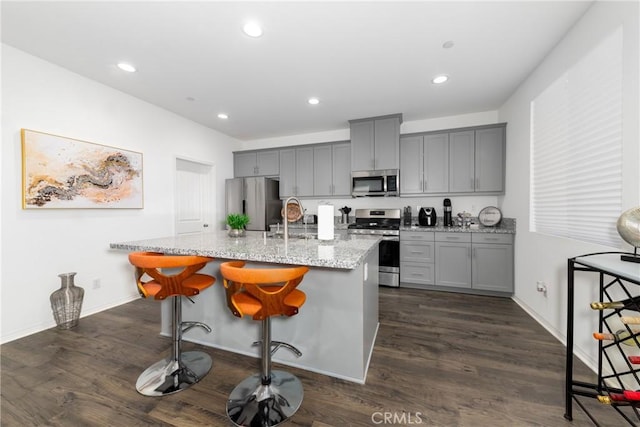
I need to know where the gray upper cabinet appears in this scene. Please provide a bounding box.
[400,123,506,196]
[424,133,449,193]
[313,142,351,197]
[296,147,314,197]
[400,133,449,195]
[350,114,402,171]
[475,126,505,193]
[279,149,296,197]
[280,142,351,198]
[313,145,333,197]
[399,135,423,194]
[234,150,279,177]
[331,142,352,196]
[449,130,475,192]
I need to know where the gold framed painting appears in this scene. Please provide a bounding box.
[21,129,143,209]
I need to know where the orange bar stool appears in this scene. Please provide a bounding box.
[128,251,215,396]
[220,261,309,427]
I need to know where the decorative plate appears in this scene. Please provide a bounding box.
[282,202,303,222]
[478,206,502,227]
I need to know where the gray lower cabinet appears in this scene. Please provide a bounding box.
[402,231,514,296]
[400,231,435,288]
[234,150,280,177]
[471,233,514,293]
[435,233,472,289]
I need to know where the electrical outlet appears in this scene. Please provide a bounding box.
[536,281,547,296]
[92,279,101,290]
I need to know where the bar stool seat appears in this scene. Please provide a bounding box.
[128,251,215,396]
[220,261,309,427]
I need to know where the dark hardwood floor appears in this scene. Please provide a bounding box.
[1,287,622,426]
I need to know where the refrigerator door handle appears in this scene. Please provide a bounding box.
[242,199,246,215]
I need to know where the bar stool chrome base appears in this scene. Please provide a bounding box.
[136,350,212,397]
[226,370,303,427]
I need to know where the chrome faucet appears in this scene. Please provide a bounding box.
[283,196,303,245]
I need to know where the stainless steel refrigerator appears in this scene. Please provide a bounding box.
[225,177,281,231]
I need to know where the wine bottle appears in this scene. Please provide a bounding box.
[598,393,628,404]
[591,296,640,311]
[593,330,640,346]
[621,316,640,325]
[628,355,640,364]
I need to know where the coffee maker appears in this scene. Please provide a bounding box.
[443,198,453,227]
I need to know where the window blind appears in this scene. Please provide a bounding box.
[531,27,623,248]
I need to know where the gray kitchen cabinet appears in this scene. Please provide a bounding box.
[399,135,423,194]
[331,142,351,196]
[313,142,351,197]
[449,131,475,193]
[475,126,505,193]
[279,149,296,197]
[471,233,513,293]
[424,133,449,193]
[281,142,351,198]
[313,145,333,196]
[435,232,472,289]
[400,231,435,288]
[234,150,279,177]
[400,133,449,195]
[295,147,314,197]
[449,125,505,193]
[350,114,402,171]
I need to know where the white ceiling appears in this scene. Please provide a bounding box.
[1,1,593,141]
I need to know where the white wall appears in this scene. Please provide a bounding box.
[1,45,241,343]
[499,1,639,370]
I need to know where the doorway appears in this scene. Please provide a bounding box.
[175,157,215,235]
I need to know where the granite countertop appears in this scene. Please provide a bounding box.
[400,218,516,234]
[110,229,380,270]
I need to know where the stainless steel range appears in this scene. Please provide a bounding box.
[348,208,400,287]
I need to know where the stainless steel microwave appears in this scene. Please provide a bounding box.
[351,169,399,197]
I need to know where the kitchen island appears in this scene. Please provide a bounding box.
[110,230,380,384]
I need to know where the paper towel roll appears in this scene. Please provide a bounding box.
[317,204,334,240]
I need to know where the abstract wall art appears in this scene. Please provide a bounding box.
[21,129,143,209]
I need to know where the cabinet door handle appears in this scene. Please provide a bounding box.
[468,247,472,258]
[484,237,499,241]
[473,248,477,258]
[410,251,422,254]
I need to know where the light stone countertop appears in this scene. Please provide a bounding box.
[110,229,380,270]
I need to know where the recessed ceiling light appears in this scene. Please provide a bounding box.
[243,21,263,38]
[117,62,136,72]
[432,75,449,84]
[217,113,229,120]
[442,40,455,49]
[308,97,320,105]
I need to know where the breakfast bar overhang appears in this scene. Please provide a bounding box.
[111,230,380,384]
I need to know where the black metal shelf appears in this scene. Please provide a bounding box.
[566,252,640,426]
